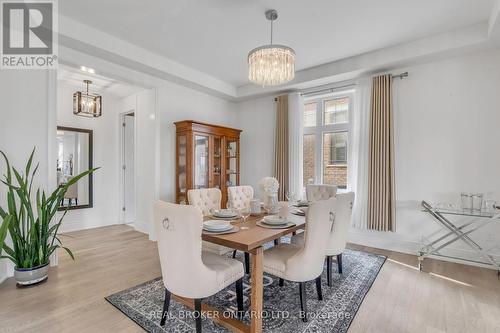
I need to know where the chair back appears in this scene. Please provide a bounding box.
[326,192,355,256]
[153,201,217,298]
[187,188,221,216]
[306,184,337,202]
[64,180,78,199]
[287,197,336,281]
[227,186,254,210]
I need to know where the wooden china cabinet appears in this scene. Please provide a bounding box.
[174,120,242,208]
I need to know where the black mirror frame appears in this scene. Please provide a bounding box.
[57,126,94,211]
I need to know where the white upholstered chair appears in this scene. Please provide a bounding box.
[227,185,254,210]
[63,178,78,206]
[188,188,251,273]
[154,201,244,332]
[306,184,337,202]
[188,188,222,216]
[188,188,233,256]
[292,192,355,286]
[263,197,336,321]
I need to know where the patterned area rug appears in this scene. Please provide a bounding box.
[106,248,385,333]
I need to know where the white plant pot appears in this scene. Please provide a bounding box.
[14,262,49,286]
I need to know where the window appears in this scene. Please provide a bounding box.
[303,134,315,185]
[324,98,348,124]
[325,132,347,165]
[302,91,352,189]
[303,102,317,127]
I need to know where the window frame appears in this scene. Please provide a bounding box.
[326,131,348,166]
[303,90,353,185]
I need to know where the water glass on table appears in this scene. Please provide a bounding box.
[239,206,251,223]
[286,191,296,206]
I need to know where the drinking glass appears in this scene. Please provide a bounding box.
[460,192,472,212]
[472,193,484,212]
[239,207,251,223]
[285,191,295,205]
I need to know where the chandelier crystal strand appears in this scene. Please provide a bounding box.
[248,46,295,86]
[248,9,295,86]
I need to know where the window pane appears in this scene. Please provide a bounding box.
[324,97,349,125]
[303,134,315,186]
[323,132,348,189]
[304,102,317,127]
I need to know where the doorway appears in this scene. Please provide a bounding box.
[121,111,135,225]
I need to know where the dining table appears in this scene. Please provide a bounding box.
[171,210,306,333]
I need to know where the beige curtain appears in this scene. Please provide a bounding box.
[274,95,289,201]
[367,75,395,231]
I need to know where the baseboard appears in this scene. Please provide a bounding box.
[59,219,122,233]
[133,221,149,235]
[348,229,420,255]
[348,229,500,270]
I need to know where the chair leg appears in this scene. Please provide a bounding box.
[232,250,237,258]
[299,282,308,322]
[194,298,202,333]
[279,278,284,287]
[235,278,244,317]
[244,252,250,274]
[337,253,343,274]
[160,288,171,326]
[326,256,332,287]
[315,276,323,300]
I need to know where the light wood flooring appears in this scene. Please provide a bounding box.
[0,225,499,333]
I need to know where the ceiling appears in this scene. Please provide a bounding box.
[57,65,144,98]
[60,0,495,88]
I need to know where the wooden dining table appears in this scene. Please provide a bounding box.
[172,211,305,333]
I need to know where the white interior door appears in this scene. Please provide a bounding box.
[123,113,135,224]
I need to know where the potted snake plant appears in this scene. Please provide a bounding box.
[0,148,97,286]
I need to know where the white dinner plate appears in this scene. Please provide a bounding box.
[212,209,238,218]
[203,220,232,231]
[262,215,288,225]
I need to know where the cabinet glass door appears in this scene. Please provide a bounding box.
[225,139,238,187]
[178,134,187,204]
[213,137,222,189]
[193,135,209,189]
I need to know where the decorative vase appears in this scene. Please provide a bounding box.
[264,193,279,214]
[14,262,49,286]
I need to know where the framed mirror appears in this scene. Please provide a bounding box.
[56,126,93,210]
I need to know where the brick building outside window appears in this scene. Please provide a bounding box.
[303,92,352,189]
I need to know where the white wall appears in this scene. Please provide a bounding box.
[351,48,500,263]
[235,96,276,191]
[157,81,237,203]
[119,81,237,240]
[0,70,55,283]
[118,89,158,236]
[56,82,121,232]
[236,48,500,265]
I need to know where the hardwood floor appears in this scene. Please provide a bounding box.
[0,224,499,333]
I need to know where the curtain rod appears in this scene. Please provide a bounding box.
[273,71,409,100]
[300,83,356,97]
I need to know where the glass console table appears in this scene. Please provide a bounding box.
[419,201,500,276]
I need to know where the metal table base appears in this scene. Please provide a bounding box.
[419,201,500,276]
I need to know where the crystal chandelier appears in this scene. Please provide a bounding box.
[248,9,295,86]
[73,80,102,118]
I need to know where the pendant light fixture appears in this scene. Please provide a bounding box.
[73,80,102,118]
[248,9,295,86]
